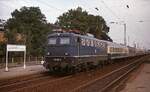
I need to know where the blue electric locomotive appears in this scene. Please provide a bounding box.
[43,32,109,71]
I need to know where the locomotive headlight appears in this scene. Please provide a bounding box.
[65,52,69,56]
[41,60,45,64]
[47,52,50,55]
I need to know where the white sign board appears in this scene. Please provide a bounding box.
[7,44,26,51]
[5,44,26,71]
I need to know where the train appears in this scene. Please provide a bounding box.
[43,31,146,72]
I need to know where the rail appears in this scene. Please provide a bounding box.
[72,56,147,92]
[0,72,72,92]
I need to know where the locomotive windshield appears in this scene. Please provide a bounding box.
[48,38,57,45]
[60,37,70,44]
[48,37,70,45]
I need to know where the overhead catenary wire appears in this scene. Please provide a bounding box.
[76,0,112,21]
[99,0,121,20]
[23,0,63,12]
[21,0,30,4]
[75,0,94,12]
[100,0,120,20]
[36,0,62,11]
[0,0,18,9]
[20,0,63,13]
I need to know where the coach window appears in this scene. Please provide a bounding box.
[60,37,70,44]
[48,38,57,45]
[110,47,112,52]
[81,38,86,46]
[91,40,94,47]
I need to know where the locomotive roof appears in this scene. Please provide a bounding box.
[48,32,128,48]
[48,32,104,41]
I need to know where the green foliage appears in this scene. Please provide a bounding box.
[6,6,51,56]
[0,44,5,57]
[56,7,112,41]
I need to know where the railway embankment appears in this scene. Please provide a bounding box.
[116,56,150,92]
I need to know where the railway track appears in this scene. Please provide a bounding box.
[71,55,148,92]
[0,55,148,92]
[0,72,72,92]
[19,56,146,92]
[0,72,49,86]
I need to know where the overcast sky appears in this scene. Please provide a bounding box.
[0,0,150,49]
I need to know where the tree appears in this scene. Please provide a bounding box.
[0,19,7,57]
[56,7,88,33]
[56,7,112,41]
[6,6,51,56]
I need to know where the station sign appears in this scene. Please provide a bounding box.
[5,44,26,71]
[7,44,26,51]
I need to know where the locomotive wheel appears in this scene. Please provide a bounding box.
[69,66,76,74]
[88,63,96,69]
[48,68,54,73]
[64,66,70,73]
[81,63,88,71]
[109,60,114,64]
[53,66,61,72]
[63,66,75,74]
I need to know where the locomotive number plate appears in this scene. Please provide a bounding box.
[53,58,62,61]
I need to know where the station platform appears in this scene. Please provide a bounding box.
[121,63,150,92]
[0,65,47,80]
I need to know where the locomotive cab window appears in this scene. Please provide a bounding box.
[60,37,70,44]
[48,38,57,45]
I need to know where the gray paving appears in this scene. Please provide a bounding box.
[121,63,150,92]
[0,65,47,80]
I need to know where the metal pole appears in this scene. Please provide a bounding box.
[128,36,130,46]
[78,43,80,57]
[77,37,80,57]
[5,51,8,71]
[12,57,14,63]
[124,23,127,46]
[23,51,26,69]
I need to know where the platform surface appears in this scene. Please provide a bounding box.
[121,63,150,92]
[0,65,47,80]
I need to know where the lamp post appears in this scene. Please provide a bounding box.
[123,23,127,46]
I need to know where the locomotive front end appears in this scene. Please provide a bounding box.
[43,33,77,71]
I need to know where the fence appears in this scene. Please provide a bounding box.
[0,56,44,69]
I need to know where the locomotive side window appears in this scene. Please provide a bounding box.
[48,38,57,45]
[60,37,70,44]
[81,38,86,46]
